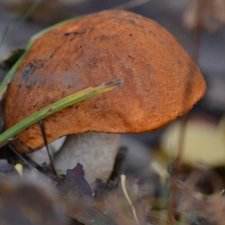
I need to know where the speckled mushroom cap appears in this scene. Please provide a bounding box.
[5,10,206,151]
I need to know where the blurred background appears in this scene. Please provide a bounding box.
[1,2,225,224]
[0,0,225,169]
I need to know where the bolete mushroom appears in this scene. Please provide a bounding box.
[4,10,206,182]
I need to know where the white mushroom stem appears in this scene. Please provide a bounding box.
[53,132,120,184]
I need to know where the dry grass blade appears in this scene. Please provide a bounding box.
[120,174,141,225]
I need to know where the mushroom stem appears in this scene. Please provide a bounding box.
[53,132,120,184]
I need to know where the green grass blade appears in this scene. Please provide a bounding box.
[0,0,41,48]
[0,15,81,101]
[0,19,13,48]
[0,40,33,101]
[0,79,122,147]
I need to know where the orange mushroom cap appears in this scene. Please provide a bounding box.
[5,10,206,151]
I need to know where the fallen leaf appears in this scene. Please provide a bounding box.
[56,164,118,225]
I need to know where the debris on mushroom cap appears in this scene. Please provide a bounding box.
[5,10,206,151]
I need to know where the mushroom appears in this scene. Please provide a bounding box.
[4,10,206,182]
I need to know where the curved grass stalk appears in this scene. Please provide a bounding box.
[0,15,81,100]
[0,79,122,147]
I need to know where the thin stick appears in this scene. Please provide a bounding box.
[168,114,189,222]
[38,120,57,175]
[192,0,206,62]
[168,0,207,220]
[8,143,33,169]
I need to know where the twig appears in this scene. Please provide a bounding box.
[38,120,57,175]
[168,114,189,222]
